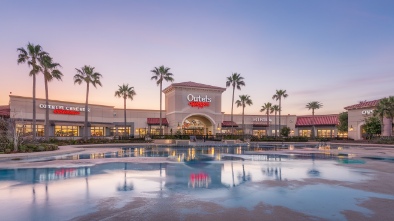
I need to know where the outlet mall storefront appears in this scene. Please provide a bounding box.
[6,81,343,139]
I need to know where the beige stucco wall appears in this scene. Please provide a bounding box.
[347,108,374,140]
[224,114,297,135]
[9,95,114,124]
[164,86,225,134]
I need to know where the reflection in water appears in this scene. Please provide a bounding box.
[117,163,134,191]
[188,172,211,188]
[262,167,282,181]
[0,157,389,221]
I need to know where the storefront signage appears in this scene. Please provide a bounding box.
[253,117,272,122]
[362,110,373,115]
[39,104,90,112]
[187,94,212,109]
[53,109,80,115]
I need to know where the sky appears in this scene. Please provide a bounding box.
[0,0,393,116]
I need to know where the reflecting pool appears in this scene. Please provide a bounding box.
[1,154,393,221]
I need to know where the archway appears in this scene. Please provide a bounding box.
[180,114,216,135]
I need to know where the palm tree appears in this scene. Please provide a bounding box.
[17,43,48,140]
[260,102,272,135]
[115,84,136,138]
[374,96,394,136]
[306,101,323,138]
[226,73,245,134]
[150,66,174,135]
[272,90,288,135]
[270,105,280,137]
[235,95,253,138]
[39,55,63,140]
[74,65,102,140]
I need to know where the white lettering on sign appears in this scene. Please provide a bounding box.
[362,110,373,115]
[253,118,272,122]
[187,94,212,102]
[39,104,90,112]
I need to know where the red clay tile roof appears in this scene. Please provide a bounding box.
[344,99,380,110]
[221,121,238,127]
[296,115,338,127]
[147,118,169,126]
[163,81,225,92]
[0,105,10,118]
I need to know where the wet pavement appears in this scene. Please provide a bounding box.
[1,143,394,220]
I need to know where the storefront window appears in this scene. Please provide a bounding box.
[16,124,44,137]
[91,127,104,136]
[337,131,348,138]
[271,130,279,135]
[299,129,311,137]
[317,129,334,138]
[110,127,130,136]
[253,130,266,137]
[135,128,147,137]
[55,126,79,137]
[150,128,160,135]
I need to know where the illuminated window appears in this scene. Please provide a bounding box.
[16,124,44,137]
[55,126,79,137]
[110,127,130,136]
[135,128,147,136]
[299,129,311,137]
[317,129,334,138]
[91,127,104,136]
[271,130,279,135]
[337,131,348,138]
[253,130,266,137]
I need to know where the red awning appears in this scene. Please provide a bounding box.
[0,105,10,118]
[296,115,338,127]
[221,121,238,128]
[147,118,169,126]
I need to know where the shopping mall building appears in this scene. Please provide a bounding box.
[1,81,344,139]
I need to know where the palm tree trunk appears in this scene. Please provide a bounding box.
[44,78,49,140]
[124,96,127,138]
[231,85,235,134]
[159,82,163,135]
[274,111,277,137]
[279,98,281,136]
[84,83,89,140]
[32,74,37,140]
[312,109,315,138]
[266,111,269,134]
[242,105,245,138]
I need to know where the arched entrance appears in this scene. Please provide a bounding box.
[180,114,215,135]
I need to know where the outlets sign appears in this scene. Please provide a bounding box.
[187,94,212,109]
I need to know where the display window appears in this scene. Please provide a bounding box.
[16,124,44,137]
[55,126,79,137]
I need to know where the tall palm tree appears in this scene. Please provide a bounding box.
[226,73,245,134]
[374,96,394,136]
[115,84,136,138]
[272,89,288,135]
[150,65,174,135]
[17,43,48,140]
[306,101,323,138]
[235,95,253,137]
[270,105,280,137]
[39,55,63,140]
[260,102,272,135]
[74,65,102,140]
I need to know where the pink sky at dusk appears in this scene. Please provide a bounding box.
[1,0,393,116]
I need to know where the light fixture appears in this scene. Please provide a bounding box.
[349,125,353,131]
